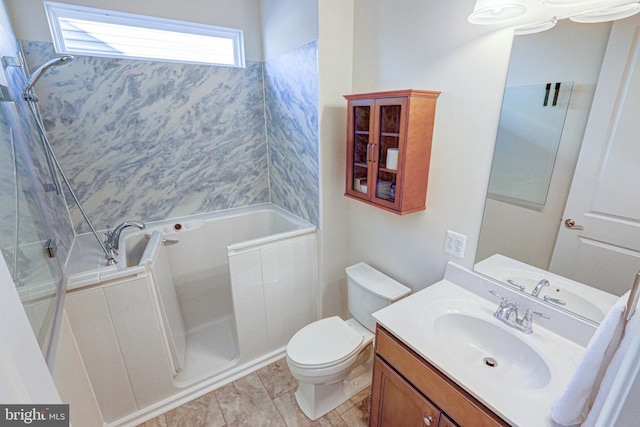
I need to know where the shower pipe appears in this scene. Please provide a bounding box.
[21,55,116,265]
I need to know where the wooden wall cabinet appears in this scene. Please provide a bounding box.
[370,326,509,427]
[345,89,440,215]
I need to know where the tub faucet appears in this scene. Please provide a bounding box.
[104,221,146,261]
[532,279,550,297]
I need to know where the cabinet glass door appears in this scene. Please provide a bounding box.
[351,103,372,195]
[373,100,404,204]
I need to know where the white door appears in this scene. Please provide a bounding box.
[550,15,640,296]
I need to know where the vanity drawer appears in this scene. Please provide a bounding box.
[374,325,508,427]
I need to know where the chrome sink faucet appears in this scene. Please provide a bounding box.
[532,279,550,297]
[492,292,519,323]
[489,290,550,334]
[104,221,146,264]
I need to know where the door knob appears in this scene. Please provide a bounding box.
[564,218,584,230]
[424,416,433,426]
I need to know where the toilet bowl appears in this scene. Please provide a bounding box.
[286,262,410,420]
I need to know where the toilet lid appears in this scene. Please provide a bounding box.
[287,316,364,367]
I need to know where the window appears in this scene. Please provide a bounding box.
[44,1,245,67]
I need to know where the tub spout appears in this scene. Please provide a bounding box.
[104,221,146,260]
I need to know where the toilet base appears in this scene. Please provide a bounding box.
[294,359,372,421]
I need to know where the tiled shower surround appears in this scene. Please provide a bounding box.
[264,44,320,226]
[21,40,320,239]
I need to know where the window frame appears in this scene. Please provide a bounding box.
[43,1,246,68]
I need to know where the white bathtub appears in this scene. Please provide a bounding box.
[132,204,317,383]
[65,204,317,426]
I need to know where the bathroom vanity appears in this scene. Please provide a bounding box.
[371,263,594,427]
[371,326,507,427]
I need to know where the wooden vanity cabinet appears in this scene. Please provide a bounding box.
[344,89,440,215]
[371,357,443,426]
[370,325,509,427]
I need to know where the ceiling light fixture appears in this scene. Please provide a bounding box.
[514,17,559,35]
[468,0,527,24]
[542,0,600,6]
[570,1,640,22]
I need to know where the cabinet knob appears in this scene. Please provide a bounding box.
[424,416,433,426]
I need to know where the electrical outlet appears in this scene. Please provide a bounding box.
[444,230,467,258]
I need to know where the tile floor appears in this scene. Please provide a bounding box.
[138,358,371,427]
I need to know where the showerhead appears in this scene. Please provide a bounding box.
[22,55,74,102]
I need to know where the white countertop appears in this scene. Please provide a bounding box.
[373,263,594,427]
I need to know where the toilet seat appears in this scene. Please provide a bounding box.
[287,316,364,370]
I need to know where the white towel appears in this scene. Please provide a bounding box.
[551,291,630,426]
[581,299,640,426]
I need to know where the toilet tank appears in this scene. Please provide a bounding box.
[346,262,411,332]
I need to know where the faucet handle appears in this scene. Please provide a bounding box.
[521,309,550,334]
[527,309,550,320]
[543,295,567,306]
[506,279,526,291]
[489,289,506,301]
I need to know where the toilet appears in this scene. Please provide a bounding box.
[286,262,411,420]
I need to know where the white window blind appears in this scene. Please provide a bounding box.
[44,1,245,68]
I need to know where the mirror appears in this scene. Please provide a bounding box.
[475,19,618,323]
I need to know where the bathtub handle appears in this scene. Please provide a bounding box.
[144,234,179,245]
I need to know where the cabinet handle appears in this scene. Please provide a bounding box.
[423,416,433,426]
[366,143,375,163]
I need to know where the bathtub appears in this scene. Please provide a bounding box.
[64,204,317,426]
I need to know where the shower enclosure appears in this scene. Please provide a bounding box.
[0,57,67,366]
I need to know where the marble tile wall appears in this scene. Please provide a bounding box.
[22,41,271,233]
[264,41,320,226]
[21,40,320,235]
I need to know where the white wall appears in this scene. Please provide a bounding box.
[477,19,611,270]
[5,0,264,61]
[347,0,514,291]
[260,0,318,60]
[317,0,354,317]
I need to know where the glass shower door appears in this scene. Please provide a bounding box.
[0,100,65,365]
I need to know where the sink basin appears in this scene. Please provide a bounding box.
[432,312,551,389]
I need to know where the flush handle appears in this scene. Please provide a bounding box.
[423,416,433,426]
[564,218,584,230]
